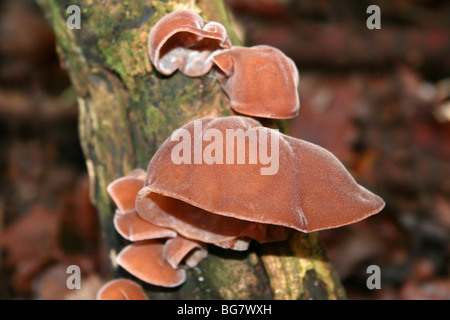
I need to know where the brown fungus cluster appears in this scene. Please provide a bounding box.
[106,170,207,288]
[99,10,385,293]
[148,9,299,119]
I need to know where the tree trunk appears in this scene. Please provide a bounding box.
[37,0,346,300]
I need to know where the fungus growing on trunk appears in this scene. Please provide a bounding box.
[100,10,385,291]
[148,9,231,77]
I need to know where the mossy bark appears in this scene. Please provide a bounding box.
[37,0,346,300]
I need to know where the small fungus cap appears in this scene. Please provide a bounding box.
[148,9,231,77]
[213,46,300,119]
[107,175,146,214]
[163,236,208,269]
[113,210,177,242]
[107,170,177,241]
[96,279,148,300]
[116,240,186,288]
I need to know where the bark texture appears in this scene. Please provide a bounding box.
[37,0,346,300]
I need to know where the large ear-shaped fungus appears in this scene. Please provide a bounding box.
[148,9,231,77]
[136,116,384,246]
[212,46,300,119]
[96,279,148,300]
[116,240,186,288]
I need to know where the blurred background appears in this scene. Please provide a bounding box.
[0,0,449,299]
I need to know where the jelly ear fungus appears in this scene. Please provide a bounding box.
[148,10,231,77]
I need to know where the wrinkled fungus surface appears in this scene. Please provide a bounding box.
[148,10,231,77]
[136,116,385,242]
